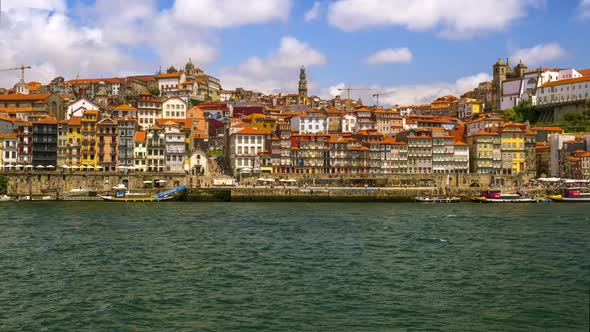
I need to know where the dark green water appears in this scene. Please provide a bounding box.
[0,202,588,331]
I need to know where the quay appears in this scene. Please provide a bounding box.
[0,171,579,202]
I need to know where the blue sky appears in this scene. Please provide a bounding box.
[2,0,589,105]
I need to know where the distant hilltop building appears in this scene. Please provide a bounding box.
[491,58,528,112]
[491,57,590,121]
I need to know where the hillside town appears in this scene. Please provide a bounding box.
[0,59,589,182]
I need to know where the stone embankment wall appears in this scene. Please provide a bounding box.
[184,187,542,202]
[3,172,191,196]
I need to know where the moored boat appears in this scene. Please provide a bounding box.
[100,185,186,202]
[99,194,173,202]
[470,190,539,203]
[548,190,590,202]
[0,194,14,201]
[415,196,461,203]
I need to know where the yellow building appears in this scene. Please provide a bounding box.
[243,113,277,134]
[468,131,501,174]
[66,116,83,166]
[458,98,484,120]
[80,110,99,167]
[500,123,526,175]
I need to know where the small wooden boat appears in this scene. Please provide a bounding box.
[548,190,590,202]
[415,196,461,203]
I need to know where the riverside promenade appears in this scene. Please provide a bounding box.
[2,171,559,202]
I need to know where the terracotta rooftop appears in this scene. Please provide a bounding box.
[540,75,590,88]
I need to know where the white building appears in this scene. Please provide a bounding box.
[0,133,17,165]
[340,112,357,133]
[133,131,147,172]
[66,98,100,119]
[219,90,234,102]
[499,68,586,111]
[156,72,186,96]
[162,96,187,119]
[137,93,162,130]
[290,111,328,134]
[228,127,265,175]
[549,132,577,177]
[536,76,590,106]
[163,121,186,173]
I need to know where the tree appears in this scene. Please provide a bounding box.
[503,100,538,123]
[513,100,538,123]
[0,175,8,195]
[147,86,160,96]
[502,108,519,122]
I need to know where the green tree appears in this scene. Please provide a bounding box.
[0,175,8,195]
[513,100,538,123]
[190,99,203,107]
[147,86,160,96]
[502,108,519,122]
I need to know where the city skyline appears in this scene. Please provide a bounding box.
[0,0,589,106]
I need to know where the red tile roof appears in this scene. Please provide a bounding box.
[134,131,146,141]
[236,127,263,135]
[540,75,590,87]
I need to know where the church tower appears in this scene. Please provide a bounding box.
[298,66,307,97]
[515,59,527,78]
[491,58,507,112]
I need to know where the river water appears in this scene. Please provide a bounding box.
[0,202,588,331]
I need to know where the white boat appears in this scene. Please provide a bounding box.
[549,190,590,202]
[471,190,539,203]
[415,196,461,203]
[0,194,14,201]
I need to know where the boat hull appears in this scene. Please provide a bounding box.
[415,197,461,203]
[549,195,590,202]
[99,195,172,202]
[479,198,538,203]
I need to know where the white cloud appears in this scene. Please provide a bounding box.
[2,0,66,12]
[220,36,326,94]
[304,2,322,22]
[365,48,412,65]
[170,0,292,28]
[327,0,542,38]
[509,43,566,67]
[0,0,294,88]
[322,72,491,107]
[580,0,590,20]
[0,4,146,87]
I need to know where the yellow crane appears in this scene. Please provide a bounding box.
[372,90,396,108]
[337,86,378,111]
[0,64,32,81]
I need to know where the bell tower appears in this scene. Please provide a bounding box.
[298,66,307,97]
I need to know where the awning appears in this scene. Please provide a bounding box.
[143,180,153,184]
[36,165,45,168]
[46,165,55,168]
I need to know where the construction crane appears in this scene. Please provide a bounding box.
[372,90,396,108]
[0,64,32,81]
[337,86,378,111]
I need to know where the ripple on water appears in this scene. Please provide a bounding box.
[0,202,588,331]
